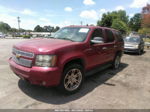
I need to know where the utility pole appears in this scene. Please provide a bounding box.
[17,17,21,31]
[80,21,83,26]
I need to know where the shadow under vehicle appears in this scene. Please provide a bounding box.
[18,63,128,104]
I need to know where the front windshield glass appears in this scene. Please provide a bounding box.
[124,37,140,43]
[49,27,90,42]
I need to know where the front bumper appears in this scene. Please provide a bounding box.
[124,48,139,53]
[9,57,61,87]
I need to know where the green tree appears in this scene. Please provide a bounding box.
[97,10,129,27]
[34,25,60,32]
[50,26,54,32]
[0,22,11,33]
[43,26,53,32]
[138,27,150,35]
[117,10,129,24]
[129,13,142,31]
[97,13,112,27]
[34,25,43,32]
[54,26,60,32]
[111,19,128,34]
[10,28,18,32]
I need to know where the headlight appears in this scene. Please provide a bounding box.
[35,55,57,67]
[133,45,139,48]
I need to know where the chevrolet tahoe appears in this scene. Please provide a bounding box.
[9,26,124,94]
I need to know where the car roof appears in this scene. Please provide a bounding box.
[65,25,119,32]
[126,36,140,38]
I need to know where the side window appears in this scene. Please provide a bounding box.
[91,29,104,40]
[105,29,115,43]
[115,31,123,42]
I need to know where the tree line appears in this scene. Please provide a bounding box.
[97,4,150,36]
[33,25,60,32]
[0,21,60,33]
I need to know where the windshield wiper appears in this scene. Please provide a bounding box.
[47,36,57,39]
[57,37,74,42]
[49,36,55,38]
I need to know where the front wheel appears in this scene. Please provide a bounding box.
[58,64,84,94]
[112,55,121,69]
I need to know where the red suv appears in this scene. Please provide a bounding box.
[9,26,124,94]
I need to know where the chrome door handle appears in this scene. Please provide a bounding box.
[102,47,107,50]
[114,45,117,48]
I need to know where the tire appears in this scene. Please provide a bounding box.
[112,54,121,69]
[57,64,84,94]
[141,49,144,54]
[138,49,142,55]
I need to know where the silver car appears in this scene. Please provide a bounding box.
[0,33,5,38]
[124,36,144,55]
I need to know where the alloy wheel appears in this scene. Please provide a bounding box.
[114,56,120,69]
[64,68,82,91]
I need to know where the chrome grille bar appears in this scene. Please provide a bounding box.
[12,55,32,67]
[13,48,34,58]
[12,48,34,67]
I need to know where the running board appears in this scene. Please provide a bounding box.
[85,63,112,77]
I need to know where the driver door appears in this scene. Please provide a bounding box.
[86,28,107,69]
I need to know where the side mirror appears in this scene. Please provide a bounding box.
[91,37,104,44]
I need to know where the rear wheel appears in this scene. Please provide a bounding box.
[141,49,144,53]
[58,64,84,94]
[138,49,142,55]
[112,54,121,69]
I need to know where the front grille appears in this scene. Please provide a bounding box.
[13,48,34,58]
[125,46,134,47]
[12,48,34,67]
[12,55,32,67]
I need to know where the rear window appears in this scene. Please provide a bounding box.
[105,29,115,43]
[124,37,140,43]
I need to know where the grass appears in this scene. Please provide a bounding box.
[143,38,150,49]
[143,38,150,43]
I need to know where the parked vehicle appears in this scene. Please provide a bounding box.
[0,32,5,38]
[124,36,144,55]
[9,26,124,94]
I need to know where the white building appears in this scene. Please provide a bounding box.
[29,32,54,38]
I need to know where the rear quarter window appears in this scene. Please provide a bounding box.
[114,31,124,42]
[105,29,115,43]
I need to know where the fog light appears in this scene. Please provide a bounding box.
[42,81,46,86]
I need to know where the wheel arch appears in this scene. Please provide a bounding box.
[116,50,123,57]
[63,58,85,71]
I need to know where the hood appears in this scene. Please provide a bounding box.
[124,42,139,45]
[14,38,76,54]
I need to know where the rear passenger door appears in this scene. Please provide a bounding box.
[104,29,116,61]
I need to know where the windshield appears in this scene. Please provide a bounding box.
[124,37,140,43]
[49,27,90,42]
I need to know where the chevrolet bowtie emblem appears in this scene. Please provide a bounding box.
[16,54,21,58]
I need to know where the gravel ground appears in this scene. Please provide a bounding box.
[0,39,150,109]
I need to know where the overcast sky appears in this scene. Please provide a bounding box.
[0,0,149,30]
